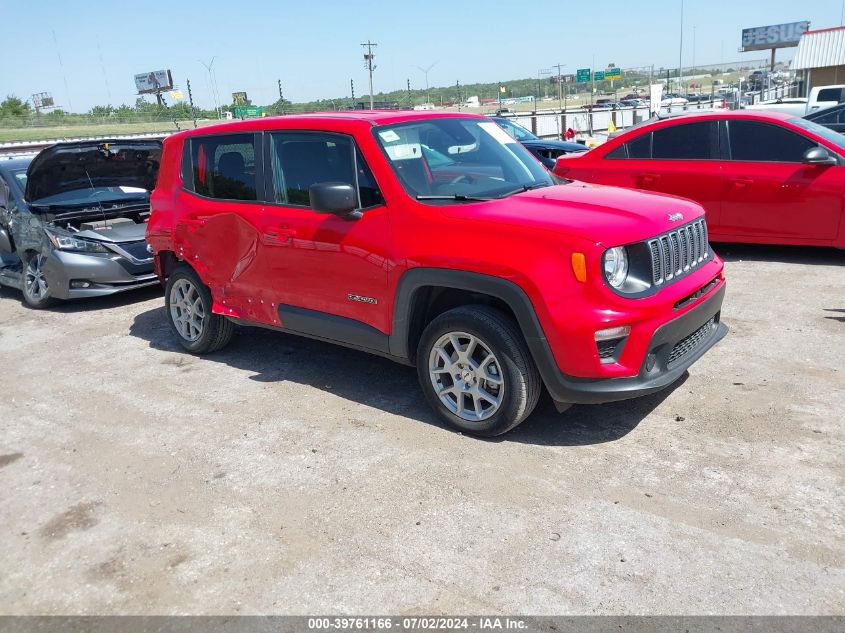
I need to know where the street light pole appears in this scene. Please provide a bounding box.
[415,62,436,107]
[198,57,221,118]
[678,0,685,94]
[554,63,566,112]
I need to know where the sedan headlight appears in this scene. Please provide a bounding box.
[603,246,629,288]
[44,228,108,253]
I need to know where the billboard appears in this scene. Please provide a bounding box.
[232,91,249,106]
[32,92,54,109]
[741,21,809,52]
[134,70,174,94]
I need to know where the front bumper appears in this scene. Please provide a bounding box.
[540,282,727,405]
[42,249,158,299]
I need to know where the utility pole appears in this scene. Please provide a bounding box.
[407,78,411,108]
[186,79,197,128]
[277,79,285,114]
[456,80,461,111]
[350,79,355,107]
[361,40,377,109]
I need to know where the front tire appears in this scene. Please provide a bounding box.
[416,305,541,437]
[165,264,233,354]
[22,252,55,309]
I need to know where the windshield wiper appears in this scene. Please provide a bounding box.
[494,183,553,198]
[416,194,495,202]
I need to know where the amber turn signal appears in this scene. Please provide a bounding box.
[571,252,587,282]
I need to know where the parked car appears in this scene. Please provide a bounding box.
[804,102,845,134]
[0,140,162,308]
[147,111,727,436]
[553,111,845,247]
[661,94,689,106]
[743,85,845,116]
[491,116,586,168]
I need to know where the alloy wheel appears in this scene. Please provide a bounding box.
[169,278,206,342]
[24,254,49,301]
[428,331,505,422]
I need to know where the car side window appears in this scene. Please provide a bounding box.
[627,133,652,159]
[190,134,258,201]
[728,121,816,162]
[652,122,715,160]
[816,88,842,103]
[271,132,383,209]
[605,144,627,159]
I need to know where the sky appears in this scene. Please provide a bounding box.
[1,0,843,113]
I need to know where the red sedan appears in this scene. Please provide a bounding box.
[553,111,845,247]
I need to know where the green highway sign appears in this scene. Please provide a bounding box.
[233,105,264,119]
[576,68,591,82]
[606,67,621,79]
[594,71,606,81]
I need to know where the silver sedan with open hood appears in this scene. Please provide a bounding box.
[0,139,161,308]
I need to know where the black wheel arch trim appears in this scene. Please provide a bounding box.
[389,266,557,377]
[389,267,728,406]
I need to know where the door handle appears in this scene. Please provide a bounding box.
[731,177,753,187]
[638,173,661,185]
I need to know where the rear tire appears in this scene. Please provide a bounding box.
[21,252,55,309]
[416,305,541,437]
[165,264,233,354]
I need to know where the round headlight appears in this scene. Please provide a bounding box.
[604,246,629,288]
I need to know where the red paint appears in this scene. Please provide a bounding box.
[148,111,725,380]
[553,111,845,247]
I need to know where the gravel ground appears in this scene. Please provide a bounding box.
[0,244,842,615]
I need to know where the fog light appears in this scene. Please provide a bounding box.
[645,353,656,372]
[70,280,91,289]
[595,325,631,341]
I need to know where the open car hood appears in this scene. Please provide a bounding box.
[25,139,162,203]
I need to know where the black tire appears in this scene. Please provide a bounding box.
[416,305,541,437]
[165,263,233,354]
[21,251,56,309]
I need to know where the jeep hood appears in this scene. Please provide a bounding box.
[443,181,705,245]
[25,139,162,203]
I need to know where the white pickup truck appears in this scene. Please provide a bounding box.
[742,85,845,116]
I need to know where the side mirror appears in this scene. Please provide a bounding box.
[309,182,361,220]
[802,147,837,166]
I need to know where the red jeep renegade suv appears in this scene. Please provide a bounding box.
[147,111,727,436]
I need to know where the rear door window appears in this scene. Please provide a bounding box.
[189,133,258,201]
[270,132,383,209]
[727,121,815,162]
[816,88,843,103]
[651,122,716,159]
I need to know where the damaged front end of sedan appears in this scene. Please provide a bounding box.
[0,139,162,308]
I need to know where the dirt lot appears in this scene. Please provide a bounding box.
[0,244,842,615]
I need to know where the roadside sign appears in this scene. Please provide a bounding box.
[594,71,606,81]
[576,68,591,82]
[606,68,621,79]
[233,105,264,118]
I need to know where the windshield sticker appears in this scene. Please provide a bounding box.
[378,130,401,143]
[479,121,518,146]
[384,143,423,161]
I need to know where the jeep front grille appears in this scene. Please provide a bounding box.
[648,218,709,286]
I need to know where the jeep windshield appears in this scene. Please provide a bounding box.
[374,117,554,202]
